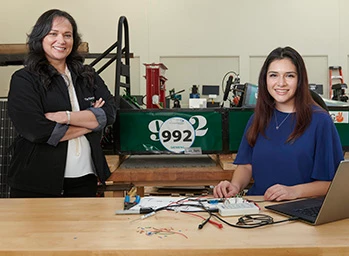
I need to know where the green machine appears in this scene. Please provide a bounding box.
[110,83,349,155]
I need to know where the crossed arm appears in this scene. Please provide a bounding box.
[45,98,105,142]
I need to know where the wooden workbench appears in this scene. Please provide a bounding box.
[105,154,235,196]
[0,197,348,255]
[107,154,235,185]
[0,43,89,66]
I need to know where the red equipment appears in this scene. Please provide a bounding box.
[144,63,168,109]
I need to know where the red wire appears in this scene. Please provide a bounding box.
[184,212,223,229]
[166,197,223,229]
[246,199,261,210]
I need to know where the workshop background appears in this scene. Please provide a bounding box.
[1,0,349,107]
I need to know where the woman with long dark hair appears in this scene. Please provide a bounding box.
[214,46,343,201]
[8,9,116,197]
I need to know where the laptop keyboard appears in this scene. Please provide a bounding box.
[295,206,321,217]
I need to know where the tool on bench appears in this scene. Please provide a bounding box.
[124,186,141,210]
[115,187,153,215]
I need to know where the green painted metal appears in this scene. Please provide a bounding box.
[227,108,349,152]
[115,82,349,154]
[334,123,349,149]
[118,110,224,154]
[228,109,254,152]
[116,107,349,154]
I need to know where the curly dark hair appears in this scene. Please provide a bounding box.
[25,9,94,88]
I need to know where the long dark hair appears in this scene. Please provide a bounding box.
[25,9,94,88]
[246,46,315,146]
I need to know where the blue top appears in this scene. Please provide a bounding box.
[234,106,344,195]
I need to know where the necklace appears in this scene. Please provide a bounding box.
[274,111,291,130]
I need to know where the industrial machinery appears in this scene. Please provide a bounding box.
[329,66,348,102]
[166,88,185,108]
[113,81,349,155]
[144,63,168,109]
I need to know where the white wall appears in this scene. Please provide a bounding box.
[1,0,349,107]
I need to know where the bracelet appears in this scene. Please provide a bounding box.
[66,111,71,125]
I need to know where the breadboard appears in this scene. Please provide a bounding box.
[217,197,259,216]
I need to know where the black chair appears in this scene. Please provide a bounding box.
[310,90,329,112]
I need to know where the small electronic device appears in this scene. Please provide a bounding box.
[242,83,258,107]
[217,197,259,217]
[202,85,220,96]
[189,98,207,108]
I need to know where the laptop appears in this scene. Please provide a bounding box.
[265,159,349,225]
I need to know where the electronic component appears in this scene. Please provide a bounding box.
[202,85,220,96]
[217,197,259,217]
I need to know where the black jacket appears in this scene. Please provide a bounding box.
[7,67,116,195]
